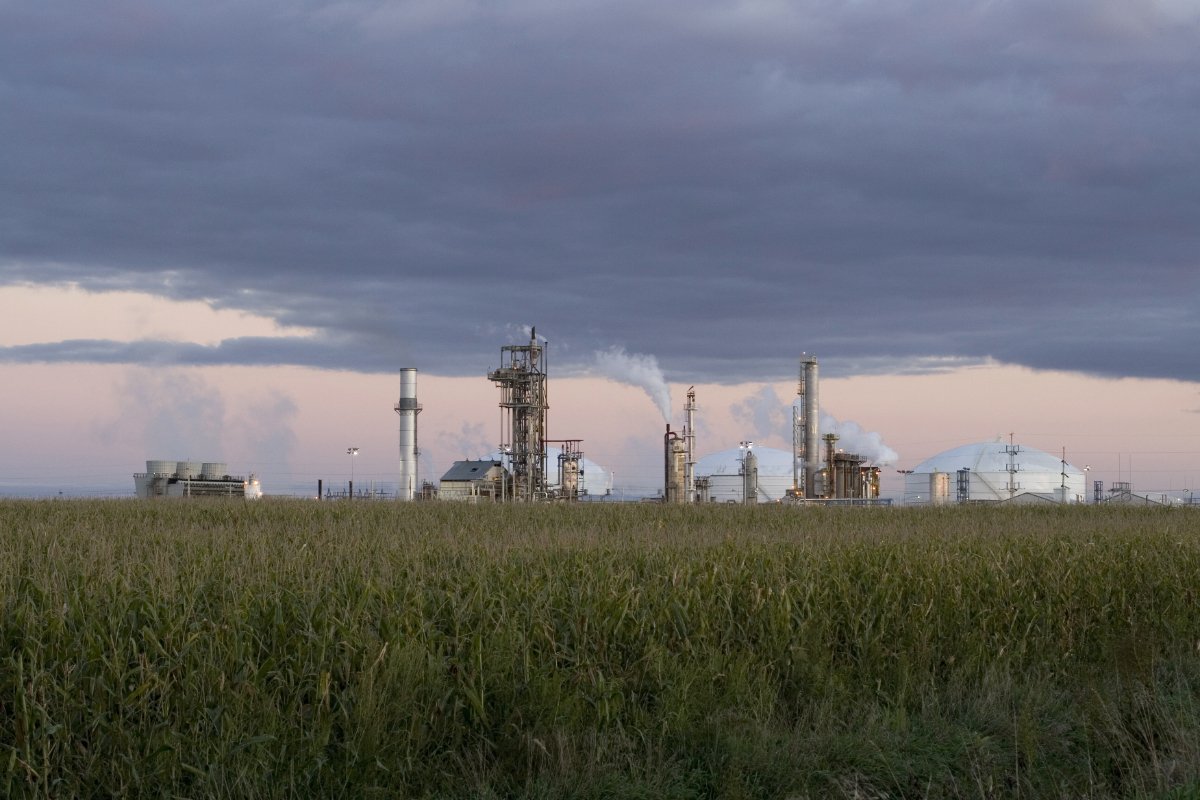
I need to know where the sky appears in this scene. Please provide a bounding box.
[1,0,1198,499]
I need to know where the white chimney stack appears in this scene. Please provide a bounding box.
[395,367,422,501]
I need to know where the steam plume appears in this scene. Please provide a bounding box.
[592,347,672,421]
[818,411,899,465]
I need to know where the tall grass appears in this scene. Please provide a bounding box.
[2,501,1200,798]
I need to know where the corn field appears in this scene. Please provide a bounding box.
[3,500,1200,798]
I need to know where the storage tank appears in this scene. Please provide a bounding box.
[560,456,580,499]
[146,460,176,476]
[929,472,951,505]
[201,462,228,480]
[176,461,202,479]
[694,446,796,502]
[904,442,1086,504]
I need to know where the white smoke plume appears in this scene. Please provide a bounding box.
[591,346,672,421]
[818,411,899,466]
[227,390,298,469]
[731,385,790,443]
[102,368,226,457]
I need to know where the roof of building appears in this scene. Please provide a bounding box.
[1001,491,1063,504]
[1103,492,1166,506]
[440,460,504,482]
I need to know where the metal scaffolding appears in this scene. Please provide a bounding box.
[488,328,549,501]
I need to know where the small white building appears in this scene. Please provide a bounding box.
[438,460,507,502]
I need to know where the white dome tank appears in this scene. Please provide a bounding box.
[694,446,796,502]
[904,441,1086,504]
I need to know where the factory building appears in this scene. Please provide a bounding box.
[1099,482,1167,506]
[691,446,884,504]
[903,441,1086,505]
[822,444,883,501]
[134,460,262,499]
[677,355,886,505]
[438,460,508,502]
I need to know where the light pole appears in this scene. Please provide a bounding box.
[347,447,359,499]
[897,469,914,506]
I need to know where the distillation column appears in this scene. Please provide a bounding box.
[664,425,686,503]
[395,367,423,501]
[742,446,759,505]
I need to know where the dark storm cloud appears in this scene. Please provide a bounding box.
[2,0,1198,382]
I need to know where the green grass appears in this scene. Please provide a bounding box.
[2,501,1200,798]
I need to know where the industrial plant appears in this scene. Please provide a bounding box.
[435,328,587,502]
[384,328,907,503]
[392,333,893,506]
[660,355,885,505]
[138,324,1189,506]
[427,330,888,504]
[133,461,262,499]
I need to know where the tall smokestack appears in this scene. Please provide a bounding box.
[395,367,422,501]
[684,387,696,503]
[801,355,820,498]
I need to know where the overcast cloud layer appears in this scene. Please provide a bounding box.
[2,0,1198,383]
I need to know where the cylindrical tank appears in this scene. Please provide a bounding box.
[176,461,202,479]
[201,462,228,480]
[802,356,819,498]
[560,457,580,500]
[930,472,951,505]
[396,367,421,502]
[146,460,176,476]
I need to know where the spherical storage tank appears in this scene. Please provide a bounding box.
[904,441,1086,504]
[694,446,796,502]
